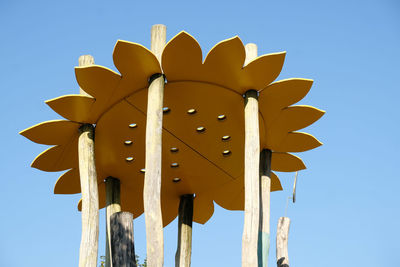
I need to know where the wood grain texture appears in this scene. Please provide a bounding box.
[175,194,194,267]
[78,124,99,267]
[242,43,260,267]
[106,177,122,267]
[144,24,166,267]
[151,24,167,62]
[276,217,290,267]
[110,212,137,267]
[258,149,272,267]
[78,55,95,96]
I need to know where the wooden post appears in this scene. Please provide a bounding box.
[144,24,166,267]
[258,149,272,267]
[78,124,99,267]
[276,217,290,267]
[175,194,194,267]
[242,43,260,267]
[110,212,137,267]
[78,55,99,267]
[78,55,95,96]
[106,177,122,267]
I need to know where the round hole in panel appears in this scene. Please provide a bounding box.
[196,126,206,133]
[124,140,133,145]
[163,107,171,114]
[222,135,231,141]
[217,114,226,121]
[171,163,179,168]
[173,177,181,183]
[129,123,137,128]
[222,150,232,157]
[126,157,134,162]
[170,147,179,153]
[187,108,197,114]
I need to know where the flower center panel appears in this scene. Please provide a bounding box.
[126,81,266,182]
[95,97,232,225]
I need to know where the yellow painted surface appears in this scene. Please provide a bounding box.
[54,168,80,194]
[21,31,323,225]
[20,120,80,145]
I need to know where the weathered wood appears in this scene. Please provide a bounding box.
[151,24,167,61]
[144,24,166,267]
[78,123,99,267]
[276,217,290,267]
[175,194,194,267]
[77,55,99,267]
[110,212,137,267]
[106,177,122,267]
[242,43,261,267]
[258,149,272,267]
[78,55,94,96]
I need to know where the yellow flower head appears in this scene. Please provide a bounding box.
[20,31,324,226]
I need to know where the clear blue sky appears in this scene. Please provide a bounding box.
[1,0,399,266]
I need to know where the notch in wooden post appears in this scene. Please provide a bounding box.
[276,217,290,267]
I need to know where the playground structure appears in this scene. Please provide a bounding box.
[21,24,324,267]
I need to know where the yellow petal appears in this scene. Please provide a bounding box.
[113,40,161,80]
[203,36,245,93]
[241,52,286,93]
[162,31,203,82]
[213,178,244,211]
[271,171,283,192]
[279,105,325,132]
[271,152,306,172]
[54,168,80,194]
[161,195,180,227]
[193,193,214,224]
[46,95,96,123]
[274,132,322,152]
[20,120,79,145]
[75,65,121,100]
[259,78,313,125]
[31,139,78,172]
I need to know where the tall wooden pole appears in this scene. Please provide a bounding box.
[78,123,99,267]
[276,217,290,267]
[175,194,194,267]
[144,24,166,267]
[259,149,272,267]
[78,55,99,267]
[78,55,95,96]
[106,177,122,267]
[242,43,260,267]
[110,212,137,267]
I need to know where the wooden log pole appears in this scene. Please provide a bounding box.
[106,177,122,267]
[144,24,166,267]
[78,55,99,267]
[78,55,95,96]
[242,43,261,267]
[110,212,137,267]
[258,149,272,267]
[175,194,194,267]
[78,123,99,267]
[276,217,290,267]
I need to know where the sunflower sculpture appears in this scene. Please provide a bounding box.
[20,31,323,226]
